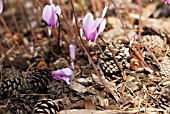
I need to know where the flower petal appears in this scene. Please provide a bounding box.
[0,0,3,14]
[52,70,70,84]
[83,13,95,38]
[52,67,74,84]
[62,67,73,76]
[97,19,106,35]
[102,6,108,18]
[55,5,61,15]
[69,44,76,61]
[89,30,98,42]
[60,77,70,84]
[52,70,65,79]
[49,6,58,27]
[42,5,52,25]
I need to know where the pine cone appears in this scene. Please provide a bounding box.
[142,35,165,49]
[29,68,53,93]
[47,80,71,99]
[33,99,59,114]
[6,95,33,114]
[1,67,20,80]
[0,77,23,99]
[99,40,130,80]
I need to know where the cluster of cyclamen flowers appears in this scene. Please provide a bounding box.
[42,1,107,84]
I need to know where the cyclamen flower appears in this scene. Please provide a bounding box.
[69,44,76,69]
[165,0,170,4]
[52,67,74,84]
[42,4,61,27]
[82,6,107,42]
[69,44,76,62]
[0,0,3,14]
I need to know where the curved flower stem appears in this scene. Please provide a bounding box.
[0,41,11,66]
[0,15,22,50]
[18,0,36,41]
[7,0,20,33]
[0,16,12,35]
[70,0,81,41]
[57,14,61,54]
[137,0,160,67]
[99,36,126,80]
[109,0,130,42]
[70,0,111,93]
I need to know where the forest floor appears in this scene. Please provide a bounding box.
[0,0,170,114]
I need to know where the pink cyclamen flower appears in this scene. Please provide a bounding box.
[69,44,76,69]
[69,44,76,61]
[82,6,107,42]
[0,0,3,14]
[52,67,74,84]
[42,4,61,27]
[82,13,106,42]
[165,0,170,3]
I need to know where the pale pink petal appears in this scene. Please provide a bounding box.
[69,44,76,61]
[55,5,61,15]
[88,30,97,42]
[102,6,108,18]
[62,68,73,76]
[60,77,70,84]
[0,0,3,14]
[91,18,102,31]
[49,7,58,27]
[97,19,106,34]
[52,70,65,78]
[52,67,74,84]
[42,5,52,25]
[83,13,95,38]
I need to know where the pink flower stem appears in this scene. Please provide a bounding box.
[7,0,20,33]
[137,0,160,67]
[0,40,11,66]
[0,15,21,49]
[109,0,130,42]
[122,0,134,28]
[70,0,111,93]
[0,16,12,36]
[58,0,72,40]
[31,0,40,28]
[17,0,37,42]
[70,0,81,40]
[57,14,61,54]
[96,41,104,53]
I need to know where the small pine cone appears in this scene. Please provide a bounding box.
[1,67,20,80]
[0,77,23,99]
[47,80,71,99]
[29,68,53,93]
[33,99,59,114]
[12,57,29,71]
[6,95,33,114]
[142,35,165,49]
[99,40,131,80]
